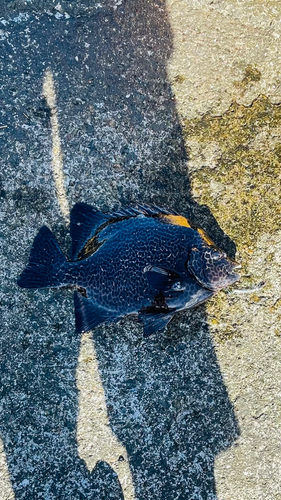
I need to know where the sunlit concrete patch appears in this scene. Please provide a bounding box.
[214,232,281,500]
[0,438,15,500]
[76,332,135,500]
[166,0,281,119]
[42,69,70,223]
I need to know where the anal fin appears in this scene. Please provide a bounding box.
[138,311,174,337]
[74,291,116,334]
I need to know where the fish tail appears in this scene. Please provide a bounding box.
[17,226,68,289]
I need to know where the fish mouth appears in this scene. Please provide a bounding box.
[232,262,242,270]
[216,263,241,290]
[226,268,241,285]
[227,262,241,279]
[229,271,240,281]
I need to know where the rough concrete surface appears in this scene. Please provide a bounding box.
[0,1,280,499]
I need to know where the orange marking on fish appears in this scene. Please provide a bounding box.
[163,215,191,228]
[197,228,215,246]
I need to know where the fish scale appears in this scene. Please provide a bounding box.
[18,204,240,336]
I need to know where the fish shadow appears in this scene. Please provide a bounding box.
[0,1,238,499]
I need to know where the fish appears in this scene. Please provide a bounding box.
[17,204,240,336]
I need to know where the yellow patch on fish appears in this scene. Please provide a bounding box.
[163,215,191,227]
[197,228,215,246]
[163,214,216,247]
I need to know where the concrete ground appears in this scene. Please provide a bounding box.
[0,1,280,499]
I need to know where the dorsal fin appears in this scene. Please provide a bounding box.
[70,203,110,260]
[70,203,181,261]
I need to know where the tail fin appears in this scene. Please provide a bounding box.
[18,226,68,289]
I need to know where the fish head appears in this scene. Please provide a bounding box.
[186,245,240,291]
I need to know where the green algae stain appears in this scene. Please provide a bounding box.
[183,95,281,259]
[182,95,281,341]
[234,65,261,93]
[243,65,261,83]
[174,74,186,84]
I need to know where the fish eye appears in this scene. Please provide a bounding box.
[212,251,222,261]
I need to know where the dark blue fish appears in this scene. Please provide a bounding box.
[18,204,240,336]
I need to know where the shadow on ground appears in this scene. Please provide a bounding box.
[0,1,238,498]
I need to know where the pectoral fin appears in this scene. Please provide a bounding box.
[144,266,183,292]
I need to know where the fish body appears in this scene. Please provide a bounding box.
[18,204,240,336]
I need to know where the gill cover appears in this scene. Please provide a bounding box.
[187,246,240,292]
